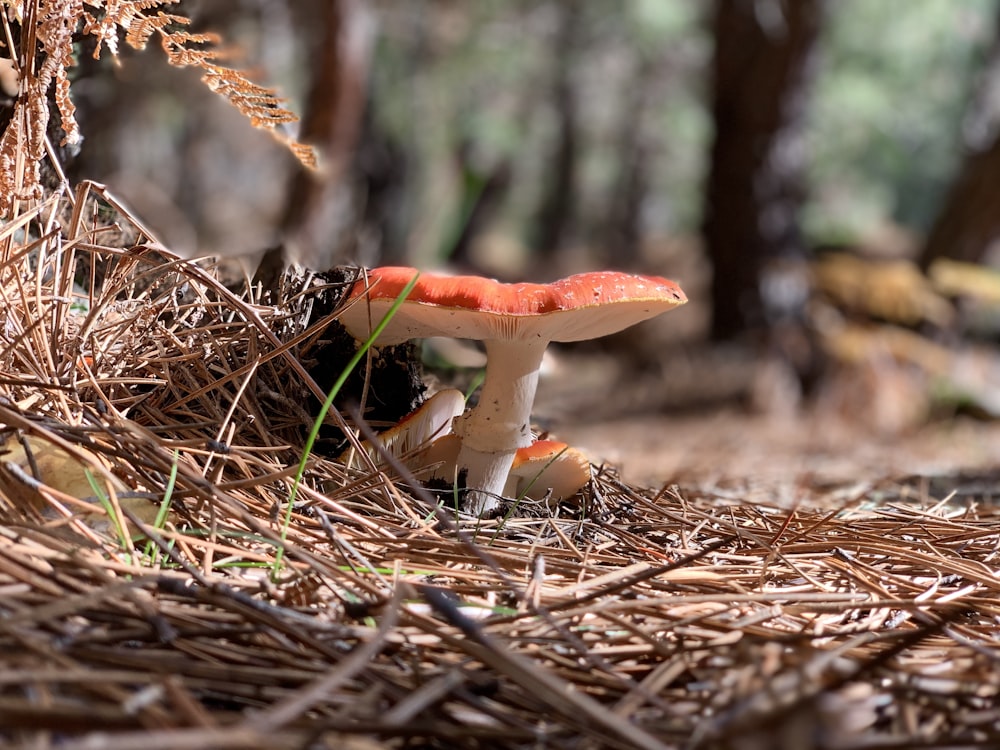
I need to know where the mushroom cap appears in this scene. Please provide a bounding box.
[339,389,465,470]
[340,266,687,345]
[418,436,591,501]
[418,433,463,482]
[505,439,591,501]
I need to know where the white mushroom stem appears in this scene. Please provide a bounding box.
[453,338,548,514]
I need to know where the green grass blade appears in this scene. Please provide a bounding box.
[271,271,421,579]
[86,470,130,562]
[463,368,486,402]
[143,450,179,563]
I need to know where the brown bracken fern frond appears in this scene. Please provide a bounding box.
[0,0,316,217]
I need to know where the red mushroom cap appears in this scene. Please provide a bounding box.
[506,439,591,501]
[340,267,687,344]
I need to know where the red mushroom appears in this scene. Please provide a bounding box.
[418,435,591,502]
[505,439,591,501]
[338,266,686,514]
[339,388,465,471]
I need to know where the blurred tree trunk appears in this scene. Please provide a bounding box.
[448,140,513,271]
[920,136,1000,268]
[353,105,410,265]
[600,54,654,269]
[531,0,583,262]
[702,0,826,341]
[919,6,1000,269]
[259,0,375,282]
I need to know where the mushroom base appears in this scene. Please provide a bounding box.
[458,445,517,517]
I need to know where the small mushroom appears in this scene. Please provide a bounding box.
[504,440,591,501]
[338,266,686,514]
[419,436,590,503]
[418,433,463,484]
[339,389,465,471]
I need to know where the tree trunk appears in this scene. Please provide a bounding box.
[920,135,1000,269]
[531,0,583,262]
[268,0,376,275]
[702,0,826,341]
[447,140,513,271]
[919,6,1000,269]
[599,54,654,269]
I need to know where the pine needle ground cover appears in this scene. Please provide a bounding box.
[0,189,997,750]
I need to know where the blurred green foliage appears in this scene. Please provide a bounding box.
[369,0,997,261]
[806,0,997,242]
[370,1,710,265]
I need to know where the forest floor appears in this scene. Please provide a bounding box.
[561,408,1000,503]
[480,327,998,507]
[5,206,1000,747]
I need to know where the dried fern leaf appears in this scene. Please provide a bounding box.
[134,12,316,169]
[0,0,316,218]
[0,0,81,214]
